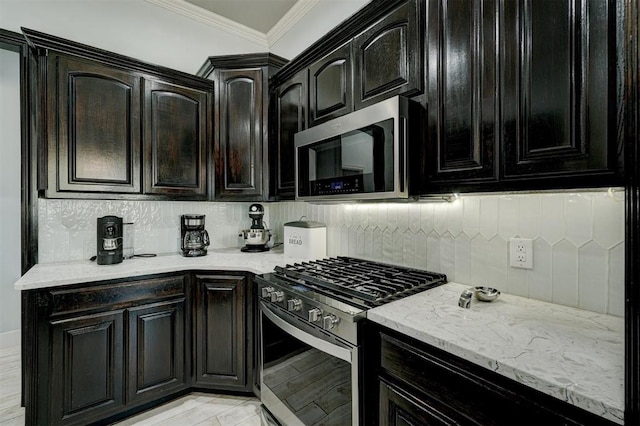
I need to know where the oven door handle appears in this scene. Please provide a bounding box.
[261,302,352,363]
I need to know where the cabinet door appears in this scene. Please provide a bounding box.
[379,380,457,426]
[271,70,307,199]
[353,0,422,109]
[215,68,263,200]
[194,274,247,390]
[127,299,186,404]
[50,310,124,425]
[144,79,208,198]
[309,42,353,126]
[501,0,616,181]
[425,0,498,189]
[49,54,141,194]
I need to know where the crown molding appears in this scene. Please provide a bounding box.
[267,0,321,47]
[144,0,269,49]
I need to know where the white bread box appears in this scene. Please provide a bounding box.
[283,219,327,261]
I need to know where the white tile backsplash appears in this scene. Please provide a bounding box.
[268,189,625,316]
[38,189,625,316]
[38,199,258,262]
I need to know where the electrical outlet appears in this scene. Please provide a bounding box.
[510,238,533,269]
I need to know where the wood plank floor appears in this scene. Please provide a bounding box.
[0,345,263,425]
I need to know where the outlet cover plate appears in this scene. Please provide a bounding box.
[510,238,533,269]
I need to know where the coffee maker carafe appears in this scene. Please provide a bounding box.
[97,216,123,265]
[181,214,210,257]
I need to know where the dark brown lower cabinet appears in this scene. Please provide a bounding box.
[371,327,616,426]
[127,299,186,404]
[49,310,125,425]
[23,271,254,425]
[379,379,456,426]
[193,274,247,390]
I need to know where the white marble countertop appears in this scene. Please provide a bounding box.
[368,282,625,424]
[14,247,289,291]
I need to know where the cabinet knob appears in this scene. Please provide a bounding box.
[308,308,322,322]
[323,314,339,330]
[270,290,284,303]
[287,298,302,312]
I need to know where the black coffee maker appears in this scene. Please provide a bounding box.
[97,216,123,265]
[181,214,210,257]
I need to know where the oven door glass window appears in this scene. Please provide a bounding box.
[297,118,394,197]
[261,310,353,425]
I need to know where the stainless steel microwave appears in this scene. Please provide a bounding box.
[294,96,421,201]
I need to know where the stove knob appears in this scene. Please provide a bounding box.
[323,314,339,330]
[261,286,275,299]
[271,290,284,303]
[308,308,322,322]
[287,298,302,312]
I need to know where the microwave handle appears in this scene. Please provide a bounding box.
[399,116,407,194]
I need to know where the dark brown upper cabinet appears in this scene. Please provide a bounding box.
[198,54,287,201]
[500,0,619,186]
[47,53,142,195]
[143,79,208,198]
[309,42,352,126]
[424,0,621,192]
[425,0,499,191]
[24,28,213,200]
[353,0,423,109]
[271,70,308,200]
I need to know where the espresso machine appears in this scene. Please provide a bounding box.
[181,214,210,257]
[240,204,271,252]
[97,216,123,265]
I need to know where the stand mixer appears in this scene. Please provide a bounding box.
[239,204,271,252]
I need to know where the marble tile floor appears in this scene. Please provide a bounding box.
[0,345,263,426]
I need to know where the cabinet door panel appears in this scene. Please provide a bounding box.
[309,42,353,126]
[194,274,246,389]
[50,310,124,424]
[127,299,186,404]
[354,0,422,109]
[502,0,614,178]
[52,54,141,193]
[216,69,263,199]
[272,71,307,199]
[426,0,498,187]
[144,80,208,197]
[380,380,456,426]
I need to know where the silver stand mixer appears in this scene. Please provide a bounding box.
[240,204,271,252]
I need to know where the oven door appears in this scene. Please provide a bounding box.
[259,301,358,426]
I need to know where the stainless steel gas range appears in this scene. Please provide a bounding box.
[255,257,447,426]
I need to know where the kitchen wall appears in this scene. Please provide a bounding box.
[269,0,369,59]
[0,48,22,338]
[39,189,625,317]
[269,190,626,317]
[0,0,267,74]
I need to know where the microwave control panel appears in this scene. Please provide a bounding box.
[310,175,364,196]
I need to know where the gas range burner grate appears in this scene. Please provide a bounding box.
[273,257,447,306]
